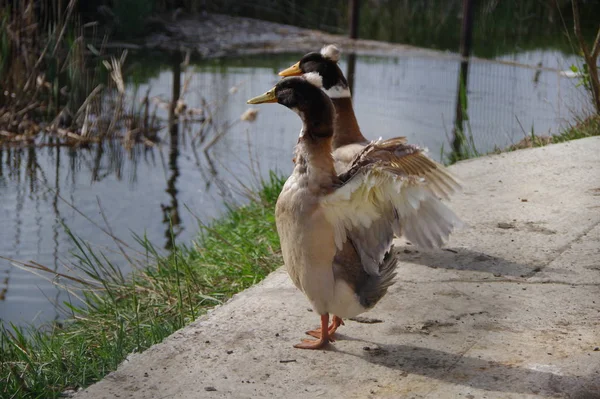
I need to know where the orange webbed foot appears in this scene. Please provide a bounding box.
[295,314,331,350]
[305,315,344,339]
[294,337,329,349]
[305,329,336,341]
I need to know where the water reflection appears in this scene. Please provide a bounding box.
[163,53,183,250]
[346,52,357,95]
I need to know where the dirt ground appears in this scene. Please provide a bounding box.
[116,13,438,58]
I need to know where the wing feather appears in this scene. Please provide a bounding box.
[322,140,463,273]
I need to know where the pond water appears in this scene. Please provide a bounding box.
[0,44,589,328]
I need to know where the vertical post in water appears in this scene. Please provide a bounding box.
[452,0,475,158]
[349,0,360,39]
[169,52,182,126]
[347,0,360,97]
[165,51,182,250]
[346,52,357,96]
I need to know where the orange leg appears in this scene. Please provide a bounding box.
[305,315,344,339]
[294,314,330,349]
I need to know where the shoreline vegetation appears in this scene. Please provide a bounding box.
[448,113,600,163]
[1,172,285,399]
[502,114,600,152]
[0,0,161,148]
[1,1,600,398]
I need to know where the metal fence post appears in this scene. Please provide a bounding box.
[349,0,360,39]
[452,0,475,158]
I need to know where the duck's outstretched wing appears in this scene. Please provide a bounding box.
[338,138,460,200]
[321,138,462,275]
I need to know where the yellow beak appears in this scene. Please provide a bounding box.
[247,88,277,104]
[278,62,302,77]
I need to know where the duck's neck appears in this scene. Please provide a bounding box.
[294,128,338,191]
[331,97,367,149]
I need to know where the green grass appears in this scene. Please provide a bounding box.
[0,172,285,399]
[550,114,600,143]
[444,114,600,164]
[442,76,481,165]
[501,114,600,153]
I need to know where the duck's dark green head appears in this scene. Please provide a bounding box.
[278,45,350,98]
[247,76,334,137]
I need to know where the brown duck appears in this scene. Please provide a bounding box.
[279,44,368,173]
[247,76,461,349]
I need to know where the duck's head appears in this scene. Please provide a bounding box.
[247,75,334,137]
[278,45,350,99]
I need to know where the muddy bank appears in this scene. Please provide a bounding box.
[113,13,433,58]
[110,12,569,74]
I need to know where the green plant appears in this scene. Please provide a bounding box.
[571,0,600,115]
[568,63,592,92]
[0,0,162,146]
[446,76,479,164]
[0,13,9,79]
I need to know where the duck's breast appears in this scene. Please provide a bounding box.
[276,179,338,314]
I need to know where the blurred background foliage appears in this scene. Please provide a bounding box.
[38,0,600,56]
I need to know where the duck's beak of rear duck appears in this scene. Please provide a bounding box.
[278,62,302,77]
[247,88,277,104]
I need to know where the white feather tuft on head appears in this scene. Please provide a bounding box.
[320,44,341,62]
[304,72,324,89]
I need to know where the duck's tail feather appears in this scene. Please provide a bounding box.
[357,247,398,309]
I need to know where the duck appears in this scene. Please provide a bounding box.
[247,75,461,349]
[279,44,460,244]
[278,44,368,173]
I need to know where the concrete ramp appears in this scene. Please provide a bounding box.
[76,138,600,399]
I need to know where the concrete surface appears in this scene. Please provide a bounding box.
[76,138,600,399]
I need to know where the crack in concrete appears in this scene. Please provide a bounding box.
[520,219,600,279]
[399,279,600,286]
[423,338,481,399]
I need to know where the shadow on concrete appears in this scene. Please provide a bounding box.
[349,343,599,398]
[394,246,569,278]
